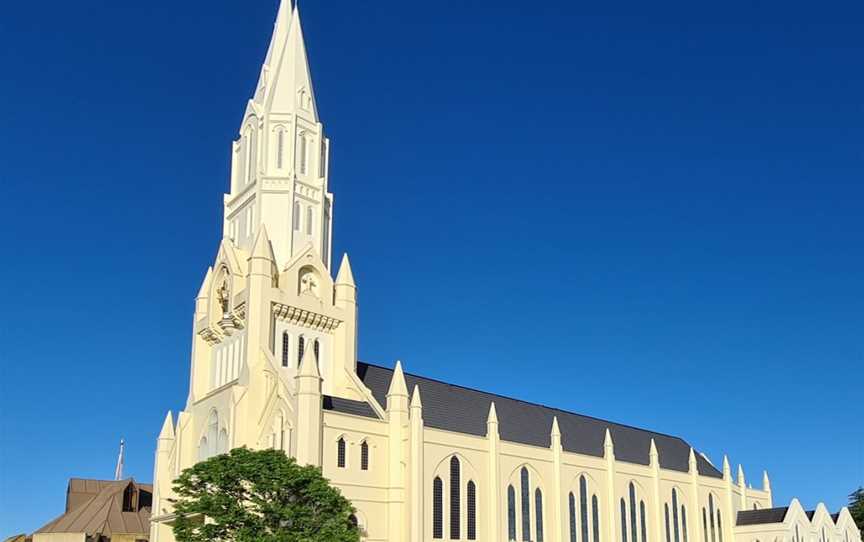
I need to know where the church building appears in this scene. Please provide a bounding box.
[148,3,862,542]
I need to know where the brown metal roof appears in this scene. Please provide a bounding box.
[36,479,151,537]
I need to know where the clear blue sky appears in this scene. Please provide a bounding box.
[1,0,862,535]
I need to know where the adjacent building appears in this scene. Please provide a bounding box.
[147,2,863,542]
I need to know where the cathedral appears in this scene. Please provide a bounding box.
[148,3,862,542]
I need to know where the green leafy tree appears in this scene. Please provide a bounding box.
[850,487,864,532]
[172,447,360,542]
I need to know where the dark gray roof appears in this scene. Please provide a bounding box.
[356,362,722,477]
[831,513,841,523]
[736,507,790,526]
[323,395,379,419]
[807,511,816,520]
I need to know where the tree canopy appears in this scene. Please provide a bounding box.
[172,447,360,542]
[850,487,864,532]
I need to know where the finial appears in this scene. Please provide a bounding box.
[763,471,771,492]
[410,385,423,409]
[487,402,499,425]
[737,464,746,486]
[387,360,409,397]
[551,416,561,438]
[723,455,732,480]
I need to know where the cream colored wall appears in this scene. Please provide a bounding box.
[32,534,86,542]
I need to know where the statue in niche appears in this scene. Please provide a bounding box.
[217,278,230,316]
[300,271,319,297]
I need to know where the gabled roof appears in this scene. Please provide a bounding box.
[737,507,790,526]
[356,362,722,477]
[36,479,151,536]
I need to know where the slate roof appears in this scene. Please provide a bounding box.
[356,362,723,477]
[324,395,378,418]
[35,479,151,536]
[737,507,790,526]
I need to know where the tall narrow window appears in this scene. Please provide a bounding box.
[467,481,477,540]
[521,468,531,542]
[795,525,800,542]
[314,338,320,364]
[508,485,517,541]
[665,505,672,542]
[293,202,301,230]
[299,135,308,174]
[298,336,305,365]
[306,207,313,235]
[433,477,443,539]
[672,489,680,542]
[450,457,460,540]
[336,437,346,468]
[592,496,600,542]
[702,509,709,542]
[281,332,290,367]
[681,507,688,542]
[716,511,723,542]
[640,501,648,542]
[247,127,257,183]
[319,139,326,178]
[580,477,589,542]
[569,493,578,542]
[535,488,544,542]
[630,483,638,542]
[360,441,369,471]
[277,128,285,169]
[621,499,629,542]
[709,495,716,542]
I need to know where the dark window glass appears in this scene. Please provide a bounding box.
[521,468,531,541]
[621,499,628,542]
[682,506,688,542]
[450,457,461,540]
[665,504,672,542]
[281,333,290,367]
[702,509,709,542]
[569,493,578,542]
[640,501,648,542]
[629,483,638,542]
[580,477,589,542]
[508,485,517,541]
[314,339,320,364]
[467,481,477,540]
[122,485,135,512]
[716,511,723,542]
[672,490,680,542]
[535,488,544,542]
[336,437,346,468]
[709,495,716,542]
[360,441,369,471]
[433,477,443,539]
[298,336,305,364]
[592,495,600,542]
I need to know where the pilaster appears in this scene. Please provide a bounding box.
[409,386,424,542]
[551,417,563,542]
[650,439,663,542]
[605,429,617,542]
[689,449,701,542]
[723,457,735,542]
[763,471,772,508]
[487,403,501,542]
[294,342,322,466]
[386,361,409,541]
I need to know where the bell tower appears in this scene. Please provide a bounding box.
[223,0,333,270]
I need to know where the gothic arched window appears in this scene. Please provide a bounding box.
[508,485,517,541]
[299,134,308,174]
[673,489,681,542]
[521,468,531,541]
[306,207,313,235]
[336,437,346,468]
[640,501,648,542]
[293,202,301,231]
[709,495,716,542]
[580,476,590,542]
[621,499,629,542]
[276,128,285,169]
[360,441,369,471]
[450,457,461,539]
[467,480,477,540]
[535,488,545,542]
[281,332,290,367]
[569,493,578,542]
[592,495,601,542]
[433,477,443,539]
[630,483,639,542]
[314,339,320,364]
[666,505,672,542]
[298,336,305,365]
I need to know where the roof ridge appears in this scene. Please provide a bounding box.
[357,361,705,448]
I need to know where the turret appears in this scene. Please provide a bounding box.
[294,339,322,466]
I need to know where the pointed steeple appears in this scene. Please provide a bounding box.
[688,448,698,474]
[158,412,175,440]
[298,338,321,378]
[264,2,319,120]
[387,361,409,398]
[336,253,356,286]
[604,428,615,459]
[722,455,732,480]
[762,471,771,492]
[737,465,746,487]
[649,439,659,467]
[251,225,275,260]
[410,385,423,410]
[551,416,561,438]
[487,402,499,425]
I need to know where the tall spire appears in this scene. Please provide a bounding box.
[114,439,125,481]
